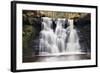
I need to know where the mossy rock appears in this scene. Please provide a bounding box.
[23,25,36,57]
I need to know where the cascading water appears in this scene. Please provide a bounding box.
[55,18,67,52]
[39,17,81,56]
[66,19,81,53]
[39,17,59,55]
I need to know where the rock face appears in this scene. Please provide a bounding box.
[74,14,91,52]
[23,10,42,61]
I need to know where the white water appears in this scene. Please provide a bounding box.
[55,18,67,52]
[39,17,58,55]
[66,19,80,52]
[39,17,81,56]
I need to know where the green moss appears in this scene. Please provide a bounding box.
[23,25,35,57]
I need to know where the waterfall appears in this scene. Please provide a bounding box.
[55,18,67,52]
[39,17,81,56]
[66,19,81,53]
[39,17,59,55]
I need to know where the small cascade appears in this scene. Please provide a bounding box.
[39,17,59,55]
[66,19,81,53]
[55,18,67,52]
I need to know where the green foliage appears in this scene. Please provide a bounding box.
[23,25,34,57]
